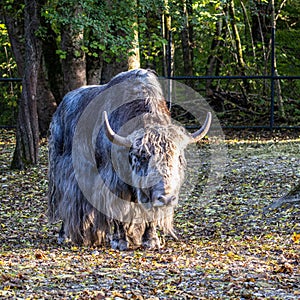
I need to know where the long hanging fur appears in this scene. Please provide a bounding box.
[47,69,187,246]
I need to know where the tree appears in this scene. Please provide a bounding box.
[181,0,193,79]
[226,0,249,99]
[127,0,140,70]
[2,0,57,138]
[161,0,173,77]
[11,0,42,169]
[205,14,225,96]
[3,0,146,168]
[59,1,86,94]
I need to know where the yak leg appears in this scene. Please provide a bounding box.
[58,222,66,244]
[142,223,160,249]
[124,223,145,248]
[111,221,128,251]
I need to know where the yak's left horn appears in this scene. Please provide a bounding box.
[103,111,132,148]
[191,112,212,143]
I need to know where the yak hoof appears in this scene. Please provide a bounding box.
[57,235,70,244]
[111,239,129,251]
[57,234,70,245]
[57,236,65,244]
[142,237,161,250]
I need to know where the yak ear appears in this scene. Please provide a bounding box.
[103,111,132,148]
[190,112,212,143]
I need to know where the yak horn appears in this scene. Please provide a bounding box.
[191,112,212,143]
[103,111,132,148]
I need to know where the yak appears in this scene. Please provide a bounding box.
[47,69,211,250]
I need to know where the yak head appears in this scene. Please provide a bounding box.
[103,111,212,208]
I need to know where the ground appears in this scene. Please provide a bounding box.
[0,130,299,299]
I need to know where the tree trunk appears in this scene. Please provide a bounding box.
[101,59,128,83]
[162,0,174,77]
[257,6,268,93]
[228,0,246,73]
[60,4,86,94]
[240,0,256,59]
[206,17,224,96]
[36,9,59,136]
[41,18,64,103]
[11,0,41,169]
[128,34,140,70]
[128,0,140,70]
[271,0,285,119]
[87,54,104,85]
[4,2,58,137]
[36,56,57,136]
[161,11,168,76]
[227,0,249,99]
[181,0,193,79]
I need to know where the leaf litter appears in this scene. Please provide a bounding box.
[0,129,299,299]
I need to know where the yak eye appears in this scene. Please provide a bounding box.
[140,153,149,163]
[129,151,150,171]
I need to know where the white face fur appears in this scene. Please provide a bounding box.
[128,125,188,208]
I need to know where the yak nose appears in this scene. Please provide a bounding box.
[153,195,176,207]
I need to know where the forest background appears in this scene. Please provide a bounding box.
[0,0,299,168]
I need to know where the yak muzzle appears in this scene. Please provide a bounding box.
[152,195,177,207]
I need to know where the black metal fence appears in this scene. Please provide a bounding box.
[164,24,300,130]
[1,73,300,130]
[167,74,300,130]
[1,19,300,131]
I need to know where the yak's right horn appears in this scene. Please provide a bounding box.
[103,111,132,148]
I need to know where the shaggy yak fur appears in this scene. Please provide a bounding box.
[48,69,211,250]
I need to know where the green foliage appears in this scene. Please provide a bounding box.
[0,23,19,126]
[42,0,163,63]
[1,0,300,126]
[0,24,17,77]
[277,29,300,76]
